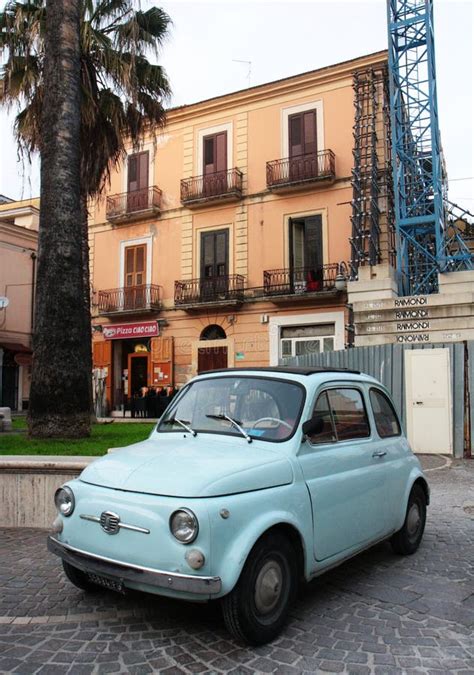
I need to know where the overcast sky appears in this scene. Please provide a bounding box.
[0,0,473,210]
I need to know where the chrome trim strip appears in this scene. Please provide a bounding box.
[117,522,151,534]
[80,514,150,535]
[80,514,100,523]
[47,536,221,595]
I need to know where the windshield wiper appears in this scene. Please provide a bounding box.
[206,413,252,443]
[163,417,197,437]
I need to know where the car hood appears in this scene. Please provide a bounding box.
[80,435,293,497]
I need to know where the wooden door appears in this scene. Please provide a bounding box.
[203,132,227,195]
[127,151,149,212]
[198,346,228,374]
[200,229,229,300]
[289,111,317,180]
[124,244,146,308]
[93,340,112,410]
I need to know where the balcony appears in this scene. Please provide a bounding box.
[263,263,346,302]
[98,284,162,316]
[266,150,336,192]
[174,275,245,309]
[106,187,162,223]
[180,168,243,207]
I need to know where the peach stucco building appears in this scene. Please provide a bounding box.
[0,198,38,410]
[89,50,388,412]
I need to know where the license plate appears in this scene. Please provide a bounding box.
[87,572,124,593]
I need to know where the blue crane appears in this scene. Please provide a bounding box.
[386,0,473,296]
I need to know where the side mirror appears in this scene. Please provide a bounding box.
[302,415,324,437]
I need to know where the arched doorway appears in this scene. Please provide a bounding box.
[197,324,228,373]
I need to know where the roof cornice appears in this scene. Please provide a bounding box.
[166,50,388,124]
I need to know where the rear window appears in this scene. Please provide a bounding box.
[370,388,401,438]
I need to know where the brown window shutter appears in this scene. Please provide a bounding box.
[128,154,138,192]
[138,151,149,190]
[215,132,227,172]
[203,136,215,174]
[289,113,303,157]
[151,337,174,386]
[124,244,147,287]
[303,111,317,155]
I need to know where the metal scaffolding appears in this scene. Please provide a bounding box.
[387,0,473,296]
[350,67,395,279]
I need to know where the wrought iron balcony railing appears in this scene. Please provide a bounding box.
[98,284,162,314]
[266,150,336,190]
[106,186,162,221]
[174,275,245,306]
[181,168,243,205]
[263,263,345,297]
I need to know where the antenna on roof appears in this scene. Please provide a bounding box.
[232,59,252,88]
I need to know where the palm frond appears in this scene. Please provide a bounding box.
[1,0,172,200]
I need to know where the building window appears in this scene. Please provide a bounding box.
[289,214,323,281]
[200,229,229,279]
[203,132,227,174]
[124,244,146,287]
[289,110,317,158]
[126,151,149,213]
[280,323,335,359]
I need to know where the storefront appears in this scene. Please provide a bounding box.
[93,320,174,415]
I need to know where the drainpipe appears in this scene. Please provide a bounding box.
[30,252,37,335]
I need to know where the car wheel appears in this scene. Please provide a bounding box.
[222,532,297,645]
[62,560,102,592]
[391,484,426,555]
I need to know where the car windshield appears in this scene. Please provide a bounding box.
[157,376,305,442]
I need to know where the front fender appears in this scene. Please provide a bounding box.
[208,482,312,596]
[395,466,429,532]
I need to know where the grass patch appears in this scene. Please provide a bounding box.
[12,417,28,430]
[0,422,155,456]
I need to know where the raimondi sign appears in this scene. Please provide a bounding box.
[102,321,159,340]
[352,292,474,346]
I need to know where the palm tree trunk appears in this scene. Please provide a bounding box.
[81,191,94,418]
[29,0,90,438]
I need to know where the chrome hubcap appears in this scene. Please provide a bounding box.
[254,560,283,615]
[407,503,421,536]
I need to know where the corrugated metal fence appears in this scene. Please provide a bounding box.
[281,341,473,458]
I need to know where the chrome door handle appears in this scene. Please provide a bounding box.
[372,450,387,458]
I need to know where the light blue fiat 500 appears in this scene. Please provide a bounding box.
[49,367,429,645]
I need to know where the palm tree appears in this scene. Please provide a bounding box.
[29,0,88,437]
[0,0,171,437]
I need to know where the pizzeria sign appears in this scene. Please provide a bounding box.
[103,321,159,340]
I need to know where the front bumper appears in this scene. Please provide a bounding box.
[48,536,222,596]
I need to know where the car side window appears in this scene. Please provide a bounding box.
[327,388,370,441]
[308,391,337,444]
[370,388,401,438]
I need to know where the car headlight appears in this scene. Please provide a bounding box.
[54,486,75,517]
[169,509,199,544]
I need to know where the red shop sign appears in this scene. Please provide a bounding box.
[102,321,159,340]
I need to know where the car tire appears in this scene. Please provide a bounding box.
[62,560,102,592]
[391,484,426,555]
[221,532,297,645]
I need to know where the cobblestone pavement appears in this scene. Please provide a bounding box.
[0,459,473,674]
